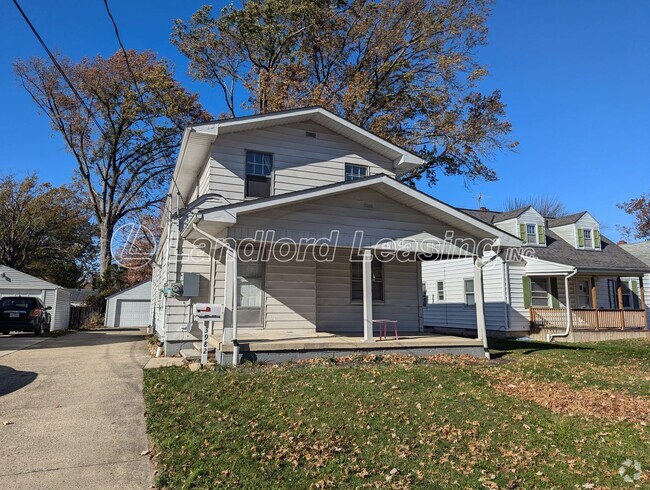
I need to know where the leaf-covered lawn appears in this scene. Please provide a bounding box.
[144,340,650,489]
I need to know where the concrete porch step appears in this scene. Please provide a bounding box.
[192,342,216,353]
[180,349,200,362]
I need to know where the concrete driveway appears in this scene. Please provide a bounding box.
[0,329,153,489]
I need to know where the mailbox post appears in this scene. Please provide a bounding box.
[192,303,222,366]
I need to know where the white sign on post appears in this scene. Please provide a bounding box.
[192,303,223,366]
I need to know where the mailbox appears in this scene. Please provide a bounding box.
[193,303,222,320]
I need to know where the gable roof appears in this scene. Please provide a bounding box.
[197,174,522,247]
[172,106,426,203]
[0,265,62,290]
[546,211,588,227]
[460,206,534,224]
[621,241,650,267]
[494,206,532,223]
[105,280,152,300]
[528,229,648,273]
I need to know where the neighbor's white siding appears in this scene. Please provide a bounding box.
[422,258,507,333]
[206,121,396,203]
[51,289,71,331]
[494,218,518,238]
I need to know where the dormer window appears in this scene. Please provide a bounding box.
[246,151,273,198]
[519,223,545,246]
[526,224,537,245]
[577,227,601,249]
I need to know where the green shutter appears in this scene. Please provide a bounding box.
[594,229,601,249]
[523,276,531,309]
[577,228,584,247]
[631,280,640,309]
[550,277,560,307]
[519,223,527,242]
[538,225,546,245]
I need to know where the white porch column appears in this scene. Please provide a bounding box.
[362,249,374,342]
[222,246,236,344]
[473,257,488,349]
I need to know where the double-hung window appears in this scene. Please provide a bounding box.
[345,163,368,181]
[350,257,384,302]
[464,279,475,306]
[583,229,593,248]
[526,224,537,245]
[245,151,272,197]
[530,277,550,307]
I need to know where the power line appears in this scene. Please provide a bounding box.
[12,0,108,141]
[102,0,186,208]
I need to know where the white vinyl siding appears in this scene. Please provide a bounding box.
[264,256,316,330]
[206,121,395,202]
[316,252,419,333]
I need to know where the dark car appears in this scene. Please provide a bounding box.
[0,297,51,336]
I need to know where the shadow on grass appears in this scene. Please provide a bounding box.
[489,339,592,360]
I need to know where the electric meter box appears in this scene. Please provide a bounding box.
[182,272,200,297]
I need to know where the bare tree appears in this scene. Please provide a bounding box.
[15,50,210,274]
[503,196,569,218]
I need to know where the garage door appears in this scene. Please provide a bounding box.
[115,300,150,327]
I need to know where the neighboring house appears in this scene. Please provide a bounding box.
[0,265,71,331]
[105,280,152,328]
[423,207,650,342]
[620,241,650,325]
[151,107,520,360]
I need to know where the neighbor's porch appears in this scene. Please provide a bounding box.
[528,273,648,333]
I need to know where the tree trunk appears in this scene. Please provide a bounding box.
[99,220,113,275]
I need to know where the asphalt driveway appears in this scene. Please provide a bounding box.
[0,329,153,489]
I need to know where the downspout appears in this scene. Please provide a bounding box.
[502,261,511,332]
[547,269,578,342]
[191,221,240,366]
[476,253,499,356]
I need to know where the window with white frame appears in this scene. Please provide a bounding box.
[345,163,368,181]
[437,281,444,301]
[583,229,593,248]
[530,277,550,307]
[245,151,273,197]
[526,224,537,245]
[464,279,475,306]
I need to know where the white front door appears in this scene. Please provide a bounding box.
[575,279,591,308]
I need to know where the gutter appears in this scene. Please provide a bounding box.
[547,268,578,342]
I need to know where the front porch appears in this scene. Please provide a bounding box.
[210,329,486,363]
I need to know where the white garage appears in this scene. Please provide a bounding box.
[104,280,152,328]
[0,265,71,331]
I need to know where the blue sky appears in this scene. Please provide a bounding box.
[1,0,649,240]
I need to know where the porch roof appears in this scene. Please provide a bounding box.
[197,175,522,248]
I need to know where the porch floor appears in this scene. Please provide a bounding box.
[210,330,484,353]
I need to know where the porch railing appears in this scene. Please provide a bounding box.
[530,307,648,331]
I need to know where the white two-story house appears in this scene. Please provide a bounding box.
[422,206,650,342]
[150,107,520,361]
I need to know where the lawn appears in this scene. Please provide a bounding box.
[144,340,650,489]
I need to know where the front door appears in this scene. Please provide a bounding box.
[237,261,264,327]
[575,279,591,308]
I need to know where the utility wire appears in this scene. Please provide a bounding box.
[102,0,186,208]
[12,0,109,141]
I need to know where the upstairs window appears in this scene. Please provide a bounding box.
[526,224,537,245]
[345,163,368,181]
[583,229,593,248]
[246,151,272,197]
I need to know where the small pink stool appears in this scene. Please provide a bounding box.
[373,319,398,340]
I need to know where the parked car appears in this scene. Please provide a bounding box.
[0,297,51,336]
